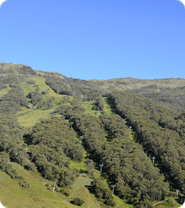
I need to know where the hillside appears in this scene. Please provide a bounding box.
[90,77,185,112]
[0,62,184,208]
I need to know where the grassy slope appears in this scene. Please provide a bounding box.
[0,163,81,208]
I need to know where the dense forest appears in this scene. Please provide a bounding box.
[0,62,185,208]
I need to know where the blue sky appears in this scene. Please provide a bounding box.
[0,0,185,80]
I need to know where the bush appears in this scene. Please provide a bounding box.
[26,92,43,105]
[9,83,19,88]
[71,197,84,206]
[60,188,70,196]
[0,152,10,170]
[4,164,22,179]
[34,85,39,92]
[27,80,35,85]
[0,88,27,106]
[41,90,48,94]
[24,162,36,171]
[19,181,30,188]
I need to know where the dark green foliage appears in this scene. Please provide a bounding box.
[0,101,21,114]
[87,92,102,101]
[90,178,115,206]
[16,65,37,76]
[179,111,185,122]
[93,97,104,111]
[27,80,35,85]
[9,83,20,88]
[0,152,10,170]
[55,105,86,119]
[99,114,169,206]
[0,87,27,106]
[46,77,73,95]
[0,74,24,84]
[0,113,19,134]
[29,117,83,186]
[0,121,35,171]
[71,197,84,206]
[27,92,43,105]
[37,97,55,110]
[4,164,22,179]
[41,90,48,94]
[60,188,70,196]
[108,92,185,195]
[31,117,83,161]
[66,78,108,98]
[45,76,108,98]
[71,114,105,159]
[128,85,185,112]
[10,148,29,167]
[29,144,69,169]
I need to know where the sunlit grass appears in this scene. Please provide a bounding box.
[0,163,81,208]
[102,97,112,115]
[0,86,11,99]
[16,107,54,127]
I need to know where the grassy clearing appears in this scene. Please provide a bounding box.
[114,196,134,208]
[0,163,80,208]
[153,199,180,208]
[17,76,68,127]
[71,174,102,208]
[20,76,67,103]
[102,97,112,115]
[81,97,112,117]
[16,107,54,127]
[81,100,100,116]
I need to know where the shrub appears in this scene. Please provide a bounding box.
[41,90,48,94]
[0,152,10,170]
[34,85,39,92]
[24,162,36,171]
[19,181,30,188]
[60,188,70,196]
[4,164,21,179]
[71,197,84,206]
[27,80,35,85]
[26,92,43,105]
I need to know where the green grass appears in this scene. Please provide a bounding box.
[153,198,180,208]
[81,97,112,117]
[102,97,112,115]
[114,196,134,208]
[0,163,82,208]
[81,100,100,116]
[16,107,54,127]
[70,174,101,208]
[17,76,69,127]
